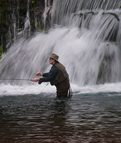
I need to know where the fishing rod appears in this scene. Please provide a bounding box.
[0,79,32,81]
[0,79,49,93]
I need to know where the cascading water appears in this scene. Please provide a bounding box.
[0,0,121,95]
[24,0,31,36]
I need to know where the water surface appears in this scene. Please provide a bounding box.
[0,92,121,143]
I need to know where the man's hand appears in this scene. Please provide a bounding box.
[31,78,39,82]
[36,72,43,76]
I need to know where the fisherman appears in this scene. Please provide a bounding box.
[31,53,72,98]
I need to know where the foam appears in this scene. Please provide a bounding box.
[1,82,121,96]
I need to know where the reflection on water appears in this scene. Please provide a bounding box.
[0,93,121,143]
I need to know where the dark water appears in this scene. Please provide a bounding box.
[0,93,121,143]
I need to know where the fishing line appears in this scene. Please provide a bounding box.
[40,83,49,94]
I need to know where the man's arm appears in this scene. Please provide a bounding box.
[31,66,58,83]
[43,73,49,77]
[36,72,49,77]
[39,66,58,83]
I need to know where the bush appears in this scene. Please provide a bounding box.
[0,46,3,59]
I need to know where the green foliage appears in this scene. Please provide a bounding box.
[31,8,35,11]
[32,1,35,4]
[0,46,2,53]
[1,0,8,13]
[37,22,41,29]
[0,46,3,59]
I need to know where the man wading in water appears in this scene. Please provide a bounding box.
[32,53,72,98]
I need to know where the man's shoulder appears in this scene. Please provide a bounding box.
[55,62,64,67]
[55,62,65,69]
[51,65,59,71]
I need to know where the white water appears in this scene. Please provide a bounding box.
[1,82,121,96]
[0,26,121,96]
[0,1,121,96]
[0,26,120,83]
[51,0,121,25]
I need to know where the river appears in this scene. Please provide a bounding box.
[0,82,121,142]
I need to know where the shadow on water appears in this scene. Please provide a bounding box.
[0,93,121,143]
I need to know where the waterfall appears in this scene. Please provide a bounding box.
[0,0,121,87]
[24,0,31,36]
[51,0,121,25]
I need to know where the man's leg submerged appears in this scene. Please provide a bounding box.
[56,80,72,98]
